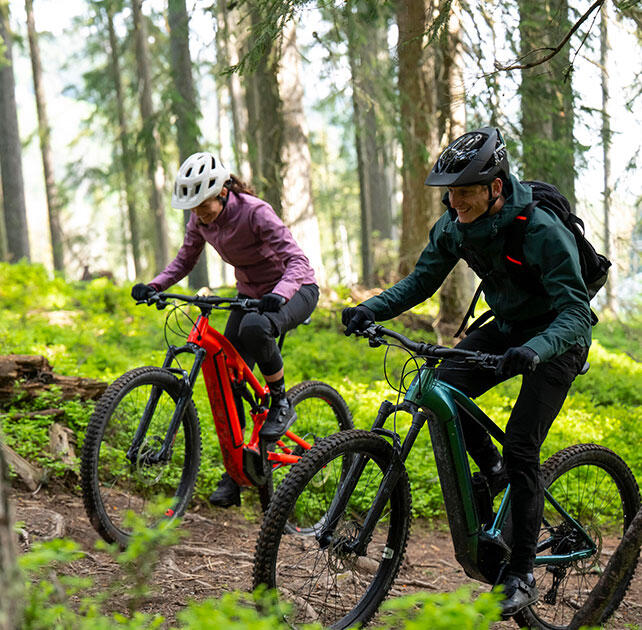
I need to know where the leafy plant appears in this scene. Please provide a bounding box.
[1,262,641,520]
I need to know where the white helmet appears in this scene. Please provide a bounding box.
[171,152,231,210]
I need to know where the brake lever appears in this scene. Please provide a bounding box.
[464,352,499,370]
[353,326,384,348]
[140,294,168,310]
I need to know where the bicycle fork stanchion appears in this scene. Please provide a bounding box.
[127,345,206,465]
[316,400,399,549]
[346,408,429,557]
[317,403,429,557]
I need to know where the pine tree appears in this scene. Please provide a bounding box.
[168,0,208,289]
[0,0,30,262]
[25,0,64,272]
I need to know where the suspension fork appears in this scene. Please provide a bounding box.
[126,344,206,464]
[317,401,428,556]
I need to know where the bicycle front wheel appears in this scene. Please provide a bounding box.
[81,367,201,547]
[253,429,411,629]
[258,380,353,521]
[515,443,640,630]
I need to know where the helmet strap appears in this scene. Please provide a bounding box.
[216,187,229,208]
[473,183,499,221]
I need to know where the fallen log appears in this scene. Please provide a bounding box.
[48,422,77,469]
[0,354,107,404]
[0,441,45,491]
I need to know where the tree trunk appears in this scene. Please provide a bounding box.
[168,0,209,290]
[0,431,21,630]
[600,3,614,312]
[25,0,64,273]
[434,4,472,342]
[0,1,30,262]
[519,0,575,206]
[106,5,142,278]
[215,1,250,180]
[345,3,393,285]
[396,0,433,277]
[277,19,325,285]
[0,185,7,260]
[347,40,373,286]
[244,1,283,217]
[132,0,169,275]
[569,507,642,629]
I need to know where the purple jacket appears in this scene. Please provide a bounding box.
[150,191,316,300]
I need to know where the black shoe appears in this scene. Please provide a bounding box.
[496,573,538,618]
[209,473,241,508]
[259,397,297,441]
[485,459,509,498]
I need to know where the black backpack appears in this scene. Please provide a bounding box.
[455,180,612,337]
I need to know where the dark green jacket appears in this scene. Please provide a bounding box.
[363,176,592,362]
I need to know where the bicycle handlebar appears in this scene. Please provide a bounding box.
[137,291,261,312]
[355,324,501,368]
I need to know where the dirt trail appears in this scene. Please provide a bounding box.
[10,485,642,628]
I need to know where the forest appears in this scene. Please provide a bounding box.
[1,0,642,628]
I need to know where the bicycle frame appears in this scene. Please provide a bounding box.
[128,308,312,490]
[319,361,597,585]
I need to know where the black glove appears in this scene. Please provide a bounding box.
[342,305,375,336]
[259,292,286,313]
[496,346,540,379]
[131,283,155,301]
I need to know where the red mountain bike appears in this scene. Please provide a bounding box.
[80,292,353,547]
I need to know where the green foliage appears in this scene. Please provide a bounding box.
[17,528,502,630]
[11,494,502,629]
[379,586,500,630]
[17,505,183,629]
[1,262,641,520]
[176,588,320,630]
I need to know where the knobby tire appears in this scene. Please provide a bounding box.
[515,443,640,630]
[80,367,201,547]
[258,380,353,523]
[253,429,411,629]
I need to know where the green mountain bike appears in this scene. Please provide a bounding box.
[253,324,640,630]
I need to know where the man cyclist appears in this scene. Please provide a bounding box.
[342,127,591,617]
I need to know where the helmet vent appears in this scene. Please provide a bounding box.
[171,151,231,209]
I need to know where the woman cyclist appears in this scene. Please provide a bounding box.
[131,152,319,508]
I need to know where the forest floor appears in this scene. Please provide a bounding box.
[10,483,642,629]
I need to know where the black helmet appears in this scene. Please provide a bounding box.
[425,127,510,187]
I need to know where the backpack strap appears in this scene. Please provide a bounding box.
[454,282,484,338]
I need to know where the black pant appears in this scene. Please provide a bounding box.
[224,284,319,428]
[436,320,589,575]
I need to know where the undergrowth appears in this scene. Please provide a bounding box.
[1,261,641,519]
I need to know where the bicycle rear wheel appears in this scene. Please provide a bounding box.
[258,380,353,526]
[515,443,640,630]
[81,367,201,547]
[253,429,411,629]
